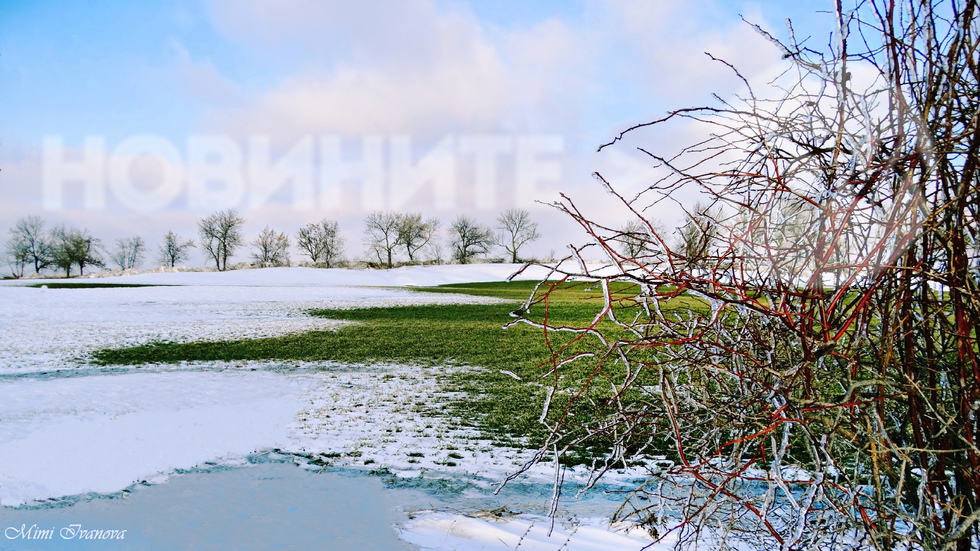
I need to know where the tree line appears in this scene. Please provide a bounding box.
[2,208,542,277]
[2,214,193,277]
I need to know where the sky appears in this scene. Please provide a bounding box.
[0,0,837,270]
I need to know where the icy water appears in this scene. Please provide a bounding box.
[1,462,417,550]
[0,456,630,551]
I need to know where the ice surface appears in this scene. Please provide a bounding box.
[0,462,417,550]
[0,370,312,506]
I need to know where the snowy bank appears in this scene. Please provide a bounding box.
[0,370,311,506]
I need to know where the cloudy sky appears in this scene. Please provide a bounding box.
[0,0,833,269]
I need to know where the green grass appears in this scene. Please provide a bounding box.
[23,282,175,289]
[94,302,564,366]
[410,279,645,305]
[93,280,681,462]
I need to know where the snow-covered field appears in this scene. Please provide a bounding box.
[0,266,527,375]
[0,265,661,550]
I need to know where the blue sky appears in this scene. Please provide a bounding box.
[0,0,836,267]
[1,0,829,143]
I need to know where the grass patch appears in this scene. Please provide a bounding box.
[23,282,175,289]
[93,280,685,464]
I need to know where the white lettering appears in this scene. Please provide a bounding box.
[42,136,106,210]
[458,135,511,210]
[319,135,385,211]
[109,134,184,211]
[57,524,126,540]
[248,136,314,210]
[515,135,563,205]
[37,133,565,213]
[187,135,245,210]
[389,135,456,211]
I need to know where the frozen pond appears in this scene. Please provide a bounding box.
[2,456,653,550]
[2,461,415,550]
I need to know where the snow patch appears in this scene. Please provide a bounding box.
[7,264,555,288]
[399,511,667,550]
[0,370,310,506]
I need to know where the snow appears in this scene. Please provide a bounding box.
[59,264,555,288]
[0,265,546,375]
[400,512,663,551]
[0,265,664,549]
[0,370,311,506]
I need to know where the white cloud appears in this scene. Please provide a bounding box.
[198,0,788,143]
[202,0,594,141]
[171,41,242,106]
[215,61,509,139]
[592,0,784,103]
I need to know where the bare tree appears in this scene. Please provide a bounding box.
[4,240,28,278]
[495,208,540,263]
[424,239,445,265]
[198,209,244,271]
[7,216,51,273]
[363,212,401,268]
[675,202,718,271]
[251,226,290,267]
[508,2,980,550]
[49,226,74,277]
[50,226,103,277]
[617,218,668,261]
[158,231,194,268]
[397,213,439,263]
[448,216,494,264]
[296,219,344,267]
[110,236,146,270]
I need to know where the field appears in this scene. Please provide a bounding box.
[0,265,666,550]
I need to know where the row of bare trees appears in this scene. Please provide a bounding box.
[5,207,544,276]
[201,207,542,271]
[3,215,148,277]
[196,208,536,271]
[363,208,541,268]
[3,215,206,277]
[194,209,345,270]
[1,211,342,276]
[514,1,980,549]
